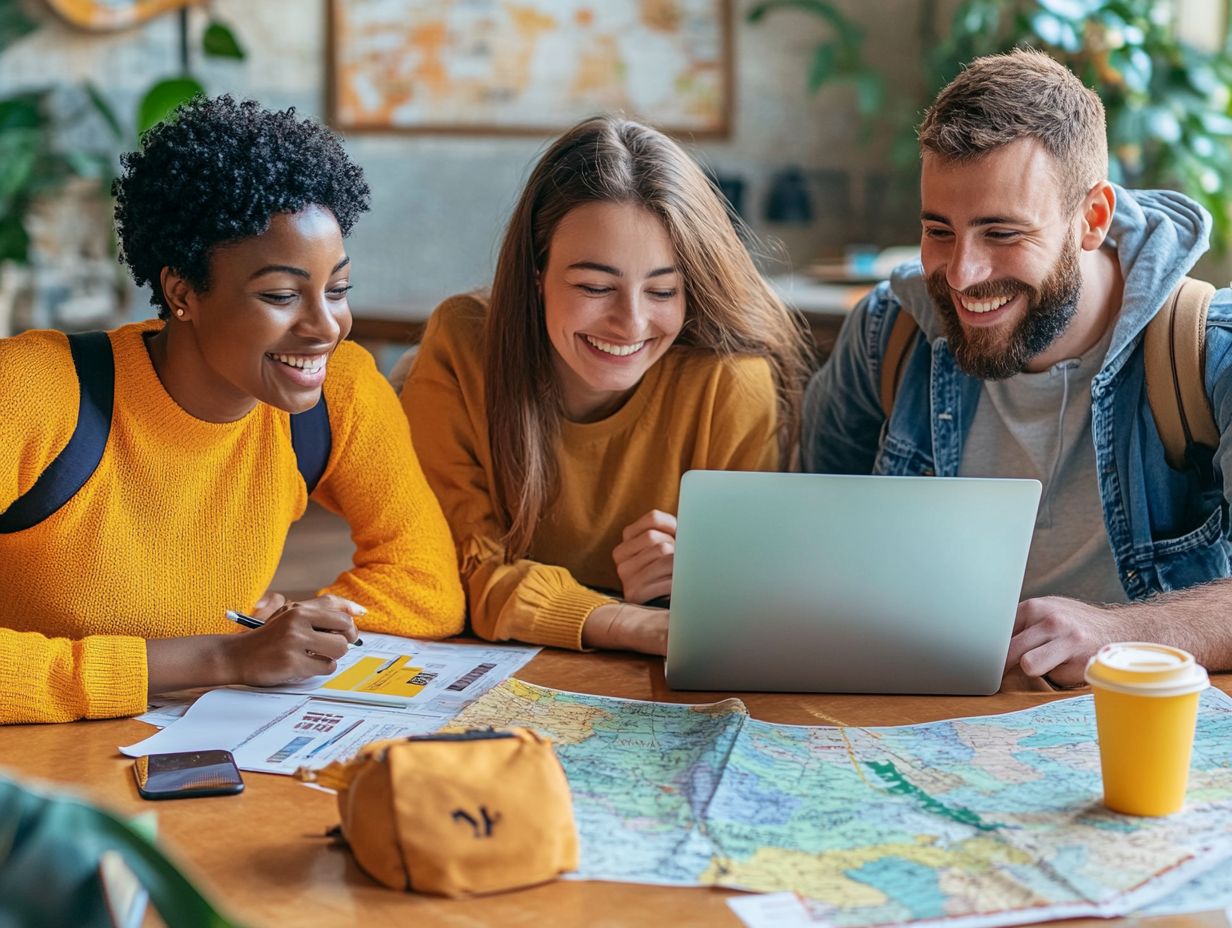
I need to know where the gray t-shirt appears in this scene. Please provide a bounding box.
[959,330,1127,604]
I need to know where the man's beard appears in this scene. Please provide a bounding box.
[926,236,1081,380]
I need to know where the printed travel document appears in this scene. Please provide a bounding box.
[251,632,533,708]
[124,635,539,775]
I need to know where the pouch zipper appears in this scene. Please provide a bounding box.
[404,729,516,743]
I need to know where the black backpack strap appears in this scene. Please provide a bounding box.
[0,332,115,534]
[290,395,331,495]
[0,330,332,528]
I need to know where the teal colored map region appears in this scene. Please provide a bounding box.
[452,682,1232,927]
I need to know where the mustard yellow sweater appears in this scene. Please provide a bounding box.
[402,295,780,651]
[0,322,465,724]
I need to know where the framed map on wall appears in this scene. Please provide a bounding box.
[326,0,732,137]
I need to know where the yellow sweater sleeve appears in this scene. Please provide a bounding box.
[0,630,148,724]
[402,298,613,650]
[310,342,465,639]
[0,330,151,723]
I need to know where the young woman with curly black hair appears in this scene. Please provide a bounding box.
[0,96,464,724]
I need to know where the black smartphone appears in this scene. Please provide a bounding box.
[132,750,245,800]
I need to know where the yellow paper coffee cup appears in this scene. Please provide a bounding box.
[1084,642,1209,816]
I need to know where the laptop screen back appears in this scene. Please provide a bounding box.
[665,471,1041,695]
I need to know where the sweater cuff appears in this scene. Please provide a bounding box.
[531,587,616,651]
[80,636,149,719]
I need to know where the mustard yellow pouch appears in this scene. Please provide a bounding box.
[310,728,578,896]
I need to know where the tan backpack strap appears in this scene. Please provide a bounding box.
[1144,276,1218,470]
[880,308,919,420]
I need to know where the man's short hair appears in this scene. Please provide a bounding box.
[918,48,1107,210]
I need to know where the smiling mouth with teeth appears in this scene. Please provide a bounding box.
[268,352,327,373]
[959,293,1015,314]
[583,334,647,357]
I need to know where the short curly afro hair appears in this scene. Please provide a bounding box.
[113,95,371,318]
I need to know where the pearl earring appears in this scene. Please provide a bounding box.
[175,309,184,317]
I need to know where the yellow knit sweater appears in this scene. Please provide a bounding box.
[0,321,465,724]
[402,295,780,651]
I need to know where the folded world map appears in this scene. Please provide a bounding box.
[453,681,1232,927]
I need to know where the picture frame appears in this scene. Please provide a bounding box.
[326,0,732,138]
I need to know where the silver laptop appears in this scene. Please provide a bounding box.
[665,471,1041,696]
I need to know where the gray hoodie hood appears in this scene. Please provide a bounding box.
[889,185,1210,366]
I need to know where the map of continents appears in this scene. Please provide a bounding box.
[333,0,727,131]
[452,681,1232,927]
[451,678,748,883]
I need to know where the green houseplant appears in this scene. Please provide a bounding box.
[751,0,1232,248]
[0,6,248,249]
[0,7,245,333]
[0,89,81,265]
[0,85,121,334]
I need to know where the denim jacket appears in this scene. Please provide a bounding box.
[802,187,1232,600]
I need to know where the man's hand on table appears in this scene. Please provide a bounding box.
[1005,596,1145,688]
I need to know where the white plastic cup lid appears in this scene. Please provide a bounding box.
[1084,642,1209,697]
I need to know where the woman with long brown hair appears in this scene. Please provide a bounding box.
[401,115,811,655]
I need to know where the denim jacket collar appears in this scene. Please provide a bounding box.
[864,187,1225,599]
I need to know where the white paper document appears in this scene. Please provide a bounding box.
[125,637,539,775]
[257,633,534,710]
[138,688,210,727]
[122,689,444,775]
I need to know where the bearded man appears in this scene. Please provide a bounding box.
[802,48,1232,687]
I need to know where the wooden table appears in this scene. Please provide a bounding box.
[1,651,1228,928]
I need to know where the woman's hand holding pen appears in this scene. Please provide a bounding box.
[223,594,365,686]
[251,590,287,619]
